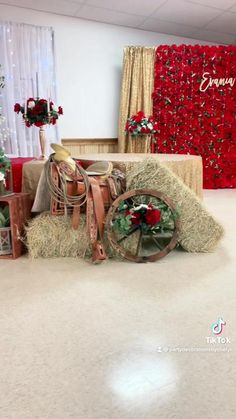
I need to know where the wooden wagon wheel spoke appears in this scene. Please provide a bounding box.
[106,189,179,263]
[136,230,143,256]
[154,231,173,238]
[117,226,139,244]
[127,196,137,207]
[152,236,165,251]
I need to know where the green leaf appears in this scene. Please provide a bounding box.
[0,206,9,227]
[0,212,5,227]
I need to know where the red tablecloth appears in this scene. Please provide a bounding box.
[10,158,35,193]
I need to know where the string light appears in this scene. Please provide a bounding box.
[0,110,15,151]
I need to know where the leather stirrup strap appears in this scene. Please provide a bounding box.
[72,206,80,229]
[107,176,118,200]
[89,177,105,238]
[87,177,107,263]
[86,191,106,263]
[86,193,98,243]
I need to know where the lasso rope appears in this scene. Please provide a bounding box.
[45,155,90,210]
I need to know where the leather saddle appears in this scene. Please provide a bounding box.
[49,158,125,263]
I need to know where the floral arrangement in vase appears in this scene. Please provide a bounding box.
[125,111,159,136]
[14,98,63,127]
[14,97,63,159]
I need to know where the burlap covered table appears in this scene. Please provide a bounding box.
[79,153,203,199]
[22,160,46,200]
[22,153,203,200]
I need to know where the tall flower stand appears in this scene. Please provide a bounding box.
[39,125,46,160]
[14,97,63,160]
[127,134,152,153]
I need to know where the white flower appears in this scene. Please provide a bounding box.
[28,100,35,109]
[147,122,153,130]
[132,204,149,211]
[0,171,5,181]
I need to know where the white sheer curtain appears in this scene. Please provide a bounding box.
[0,21,59,156]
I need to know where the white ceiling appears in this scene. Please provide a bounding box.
[1,0,236,44]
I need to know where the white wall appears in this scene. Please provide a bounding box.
[0,4,213,140]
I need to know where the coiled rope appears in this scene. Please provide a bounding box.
[45,156,90,210]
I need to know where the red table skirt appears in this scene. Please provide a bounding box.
[10,158,35,193]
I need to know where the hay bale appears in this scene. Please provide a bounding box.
[25,212,89,258]
[126,158,224,252]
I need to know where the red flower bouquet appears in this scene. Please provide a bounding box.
[114,200,176,236]
[14,98,63,127]
[125,111,159,136]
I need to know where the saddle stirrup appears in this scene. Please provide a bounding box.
[92,241,107,264]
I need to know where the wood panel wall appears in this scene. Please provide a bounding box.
[61,138,118,156]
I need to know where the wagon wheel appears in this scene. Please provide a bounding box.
[106,189,179,263]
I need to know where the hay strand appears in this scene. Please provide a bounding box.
[25,212,89,258]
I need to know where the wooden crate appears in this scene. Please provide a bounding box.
[0,193,31,259]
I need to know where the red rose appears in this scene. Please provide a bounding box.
[14,103,21,113]
[145,208,161,225]
[25,120,31,127]
[141,126,150,134]
[130,211,142,225]
[125,209,141,225]
[153,122,159,131]
[32,104,44,115]
[38,99,47,104]
[134,111,145,123]
[58,106,63,115]
[34,120,44,127]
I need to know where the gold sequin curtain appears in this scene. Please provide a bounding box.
[118,47,155,153]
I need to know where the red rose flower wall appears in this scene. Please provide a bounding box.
[152,45,236,189]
